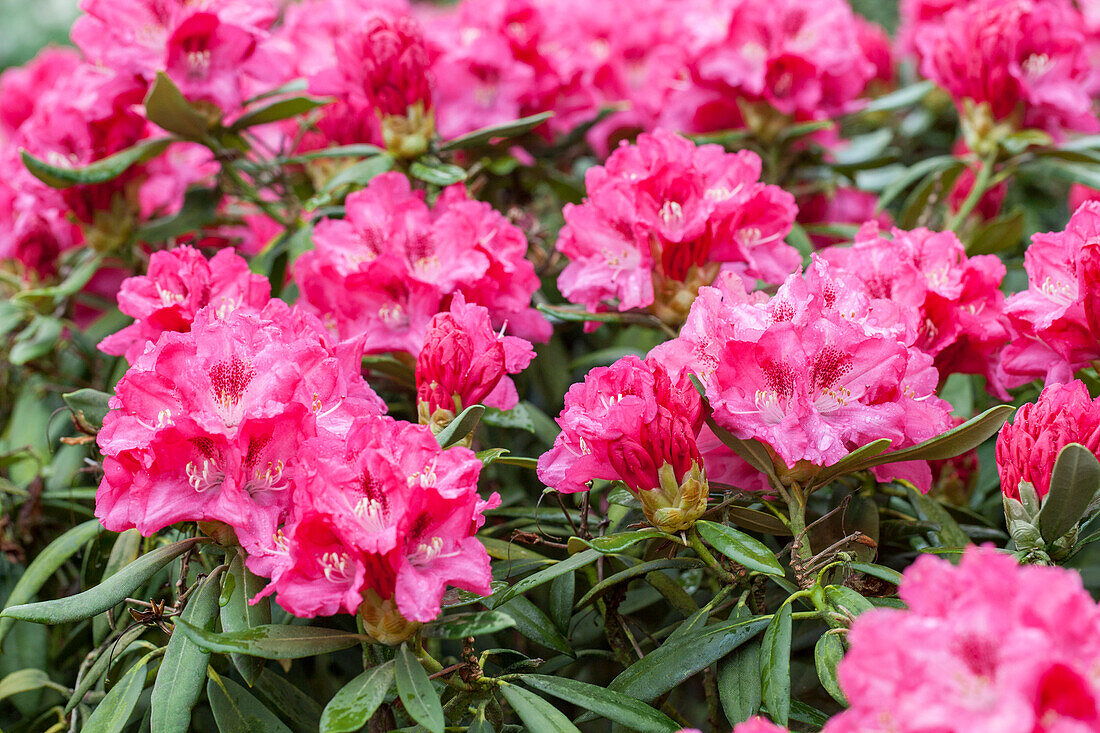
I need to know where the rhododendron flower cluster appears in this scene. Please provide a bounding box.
[1000,201,1100,387]
[652,259,954,491]
[556,129,798,326]
[98,246,270,363]
[825,547,1100,733]
[294,172,549,355]
[997,380,1100,501]
[909,0,1098,137]
[415,293,535,435]
[822,222,1011,395]
[537,355,709,532]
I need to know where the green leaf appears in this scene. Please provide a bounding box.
[307,153,395,208]
[15,251,104,303]
[967,209,1024,256]
[144,72,212,140]
[815,634,847,705]
[175,621,369,660]
[135,187,220,243]
[760,603,792,727]
[519,675,678,732]
[0,520,103,646]
[877,155,963,212]
[220,552,270,685]
[422,610,516,639]
[2,537,203,627]
[548,572,574,636]
[440,112,553,151]
[489,549,600,608]
[9,316,63,365]
[0,669,67,701]
[499,597,573,656]
[395,643,444,733]
[83,649,162,733]
[283,144,384,163]
[695,521,783,576]
[66,625,148,714]
[718,639,762,725]
[499,682,580,733]
[435,404,486,448]
[810,439,893,488]
[207,671,292,733]
[482,403,536,433]
[849,405,1014,471]
[724,507,792,536]
[584,529,671,554]
[150,567,225,733]
[253,669,323,733]
[21,138,171,188]
[231,96,327,131]
[906,486,971,549]
[409,159,467,186]
[859,80,935,114]
[850,562,903,587]
[1039,443,1100,543]
[574,558,701,610]
[320,661,395,733]
[63,389,112,432]
[609,617,768,702]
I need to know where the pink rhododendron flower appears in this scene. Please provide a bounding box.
[823,222,1011,396]
[1000,201,1100,387]
[913,0,1098,136]
[556,129,798,326]
[253,414,495,624]
[98,246,271,363]
[652,259,953,492]
[538,355,709,532]
[824,546,1100,733]
[96,300,385,557]
[416,293,535,429]
[294,172,548,355]
[1071,183,1100,212]
[996,380,1100,500]
[0,46,82,139]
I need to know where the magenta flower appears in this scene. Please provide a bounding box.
[98,246,271,363]
[1000,201,1100,388]
[537,355,709,532]
[824,547,1100,733]
[556,129,798,326]
[415,293,535,431]
[96,300,386,557]
[294,172,548,355]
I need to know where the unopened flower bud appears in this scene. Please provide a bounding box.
[638,461,709,533]
[359,589,420,646]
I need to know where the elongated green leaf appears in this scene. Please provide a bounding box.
[519,675,678,732]
[575,558,701,610]
[815,633,847,705]
[66,624,148,714]
[395,643,444,733]
[499,682,580,733]
[499,597,573,656]
[21,139,171,188]
[2,537,203,627]
[150,567,225,733]
[1039,443,1100,543]
[231,96,327,131]
[859,80,935,114]
[548,572,574,636]
[423,610,516,639]
[409,159,467,186]
[0,669,67,701]
[175,621,369,660]
[609,617,768,702]
[760,603,792,727]
[877,155,963,212]
[284,144,384,163]
[435,404,485,448]
[220,552,270,685]
[84,649,162,733]
[144,72,211,139]
[811,439,893,488]
[320,661,395,733]
[718,639,762,725]
[440,112,553,151]
[850,562,903,587]
[489,549,600,608]
[906,486,971,549]
[584,529,671,554]
[93,529,143,644]
[308,153,395,208]
[135,187,220,243]
[725,507,792,536]
[479,537,551,564]
[254,669,323,733]
[207,672,292,733]
[63,389,112,433]
[9,316,63,365]
[0,520,103,645]
[855,405,1013,469]
[695,521,783,576]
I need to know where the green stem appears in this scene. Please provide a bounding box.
[788,486,812,565]
[687,527,735,583]
[946,152,998,232]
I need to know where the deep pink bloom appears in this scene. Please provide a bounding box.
[557,129,798,325]
[1070,183,1100,212]
[98,246,271,363]
[1000,201,1100,387]
[824,546,1100,733]
[416,293,535,421]
[0,47,82,139]
[294,172,548,355]
[997,380,1100,500]
[252,415,494,622]
[164,12,257,112]
[96,300,385,557]
[913,0,1097,136]
[823,222,1011,396]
